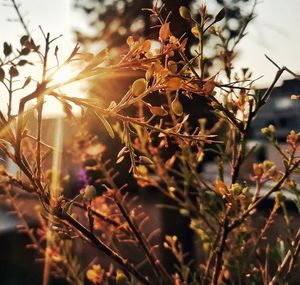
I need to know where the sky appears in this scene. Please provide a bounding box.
[0,0,299,115]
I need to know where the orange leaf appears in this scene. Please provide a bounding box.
[166,77,182,91]
[159,22,170,42]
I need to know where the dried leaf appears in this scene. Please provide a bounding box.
[0,68,5,82]
[20,35,29,46]
[20,47,30,56]
[203,79,215,94]
[179,6,191,20]
[132,78,148,96]
[18,59,28,66]
[149,105,168,116]
[191,25,200,38]
[139,156,154,164]
[116,155,125,164]
[117,146,128,158]
[77,52,94,62]
[171,97,183,116]
[94,112,115,139]
[159,22,170,42]
[166,77,182,91]
[22,76,31,88]
[9,66,19,77]
[3,42,12,56]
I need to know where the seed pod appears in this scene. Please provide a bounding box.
[166,77,182,91]
[126,35,134,46]
[159,22,170,42]
[191,25,201,38]
[179,6,192,20]
[149,105,168,116]
[145,64,155,81]
[84,185,97,200]
[171,96,183,116]
[168,60,177,74]
[132,78,148,96]
[139,156,154,164]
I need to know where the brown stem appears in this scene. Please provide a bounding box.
[56,209,152,285]
[99,161,172,284]
[211,208,230,285]
[269,228,300,285]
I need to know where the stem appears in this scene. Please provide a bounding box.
[211,207,230,285]
[269,228,300,285]
[56,209,151,285]
[99,160,172,284]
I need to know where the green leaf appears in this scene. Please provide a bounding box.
[3,42,12,56]
[94,111,115,138]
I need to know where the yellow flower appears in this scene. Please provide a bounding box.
[86,264,103,284]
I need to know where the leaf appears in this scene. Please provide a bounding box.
[159,22,170,42]
[203,78,216,94]
[149,105,168,116]
[191,25,201,38]
[166,77,182,91]
[139,156,154,164]
[0,68,5,82]
[94,111,115,139]
[179,6,191,20]
[214,8,226,23]
[3,42,12,56]
[132,78,148,96]
[20,35,29,46]
[77,52,94,61]
[171,97,183,116]
[117,146,128,158]
[9,66,19,77]
[20,47,30,56]
[21,76,31,88]
[18,59,28,66]
[116,156,125,164]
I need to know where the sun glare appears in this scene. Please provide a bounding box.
[51,65,74,84]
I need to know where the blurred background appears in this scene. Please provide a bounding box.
[0,0,300,284]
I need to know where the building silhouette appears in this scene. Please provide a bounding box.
[251,79,300,141]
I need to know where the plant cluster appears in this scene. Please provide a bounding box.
[0,1,299,285]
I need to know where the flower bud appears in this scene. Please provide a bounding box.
[253,163,263,177]
[171,97,183,116]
